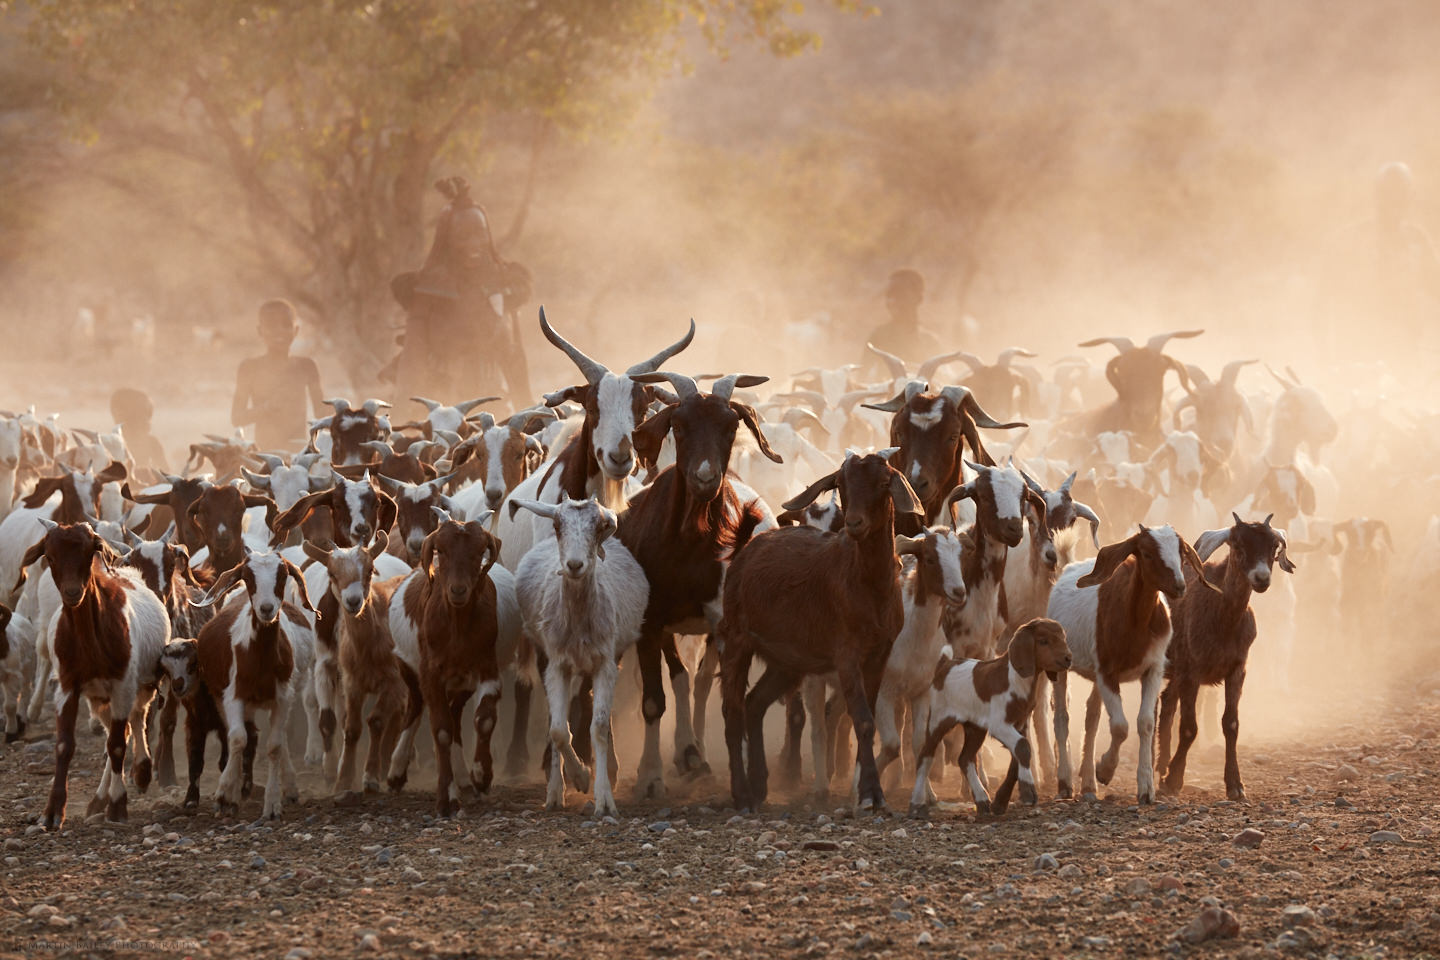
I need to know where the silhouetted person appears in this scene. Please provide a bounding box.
[863,269,943,377]
[109,387,168,473]
[231,299,325,451]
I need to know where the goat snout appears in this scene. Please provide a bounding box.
[447,585,470,606]
[255,601,278,622]
[485,487,505,509]
[565,558,585,576]
[946,585,967,604]
[1250,570,1271,592]
[61,587,85,607]
[353,521,373,541]
[343,596,364,614]
[999,517,1024,546]
[1042,544,1058,568]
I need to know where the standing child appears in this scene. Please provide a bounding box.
[109,387,169,474]
[231,299,324,451]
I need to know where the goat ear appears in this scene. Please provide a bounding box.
[633,406,675,471]
[269,489,331,547]
[1076,537,1136,588]
[1023,484,1049,530]
[894,534,926,556]
[122,481,173,506]
[731,401,783,464]
[543,385,587,408]
[243,492,278,531]
[1273,529,1297,574]
[195,562,244,609]
[93,533,122,569]
[419,530,438,578]
[21,476,63,510]
[480,531,501,579]
[775,508,806,527]
[14,536,48,592]
[888,470,924,518]
[1193,528,1231,562]
[185,497,206,539]
[1297,473,1316,516]
[1008,625,1037,678]
[282,559,315,614]
[96,460,127,485]
[781,470,840,512]
[374,491,398,539]
[1179,537,1222,593]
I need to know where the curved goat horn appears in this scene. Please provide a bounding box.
[625,318,697,376]
[1078,336,1136,353]
[866,342,909,380]
[1144,329,1204,352]
[632,371,700,401]
[917,350,973,382]
[410,396,442,413]
[324,398,353,414]
[540,306,608,385]
[1218,359,1257,389]
[995,347,1038,367]
[455,396,501,416]
[712,374,769,402]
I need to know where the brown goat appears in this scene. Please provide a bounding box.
[414,518,502,817]
[304,531,407,795]
[718,451,923,812]
[619,371,778,799]
[1157,514,1295,800]
[863,382,1025,528]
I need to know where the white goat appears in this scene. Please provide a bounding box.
[511,496,649,816]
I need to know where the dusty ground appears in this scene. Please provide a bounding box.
[1,664,1438,960]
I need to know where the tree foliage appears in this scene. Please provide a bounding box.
[13,0,853,378]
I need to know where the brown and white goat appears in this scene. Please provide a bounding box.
[1046,524,1217,803]
[0,461,128,606]
[184,551,316,818]
[303,531,407,796]
[910,618,1072,816]
[718,451,923,812]
[620,371,779,799]
[1157,514,1294,800]
[15,521,171,829]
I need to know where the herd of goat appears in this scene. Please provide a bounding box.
[0,309,1429,830]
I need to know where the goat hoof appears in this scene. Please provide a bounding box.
[106,796,128,823]
[387,775,407,793]
[1160,777,1183,797]
[1095,759,1117,786]
[1056,780,1072,800]
[1226,784,1247,803]
[974,799,992,816]
[156,769,176,789]
[363,778,380,795]
[183,788,200,811]
[42,808,65,833]
[215,800,239,819]
[86,795,108,818]
[5,717,24,742]
[241,778,254,800]
[637,777,667,801]
[284,787,300,803]
[677,745,710,778]
[1081,791,1098,802]
[907,803,931,820]
[1020,783,1038,806]
[133,758,152,794]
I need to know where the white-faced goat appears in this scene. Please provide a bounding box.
[180,551,318,819]
[510,496,648,816]
[16,521,171,829]
[1046,524,1217,804]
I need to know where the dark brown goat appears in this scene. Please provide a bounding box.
[415,518,502,817]
[1069,330,1203,445]
[617,371,778,798]
[863,382,1024,528]
[1172,359,1257,459]
[187,482,276,579]
[718,452,923,812]
[122,477,212,553]
[311,398,392,467]
[1157,514,1294,800]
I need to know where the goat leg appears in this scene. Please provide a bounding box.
[720,634,754,812]
[1221,665,1246,802]
[154,692,179,788]
[776,690,806,789]
[908,716,959,818]
[743,665,795,807]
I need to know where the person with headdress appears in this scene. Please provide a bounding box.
[862,268,944,377]
[387,177,533,409]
